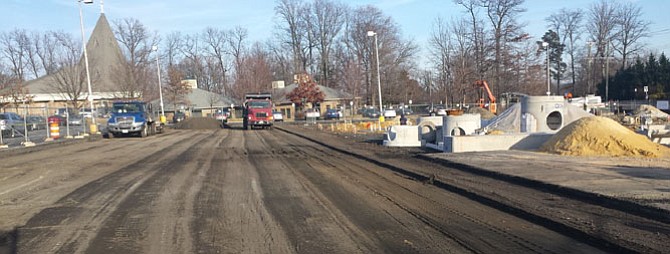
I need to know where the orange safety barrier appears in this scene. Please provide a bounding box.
[48,116,60,139]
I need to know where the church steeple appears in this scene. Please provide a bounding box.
[81,12,126,92]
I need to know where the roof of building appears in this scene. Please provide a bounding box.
[22,13,126,96]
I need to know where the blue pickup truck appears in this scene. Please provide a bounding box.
[106,101,164,138]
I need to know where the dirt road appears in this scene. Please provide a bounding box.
[0,122,666,253]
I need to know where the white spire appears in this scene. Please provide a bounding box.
[100,0,104,13]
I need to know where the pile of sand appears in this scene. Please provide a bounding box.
[173,117,223,130]
[540,116,670,158]
[467,107,496,120]
[635,105,669,119]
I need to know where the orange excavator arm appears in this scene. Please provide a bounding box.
[474,80,497,114]
[474,80,496,103]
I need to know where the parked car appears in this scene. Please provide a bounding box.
[362,108,381,118]
[27,116,46,130]
[0,112,27,137]
[173,111,186,123]
[304,109,320,120]
[323,109,341,120]
[396,107,413,115]
[383,109,397,118]
[272,111,284,122]
[79,108,94,118]
[68,115,83,126]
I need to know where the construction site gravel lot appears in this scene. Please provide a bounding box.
[0,117,668,253]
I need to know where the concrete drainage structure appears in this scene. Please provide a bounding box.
[444,95,591,153]
[381,96,593,152]
[521,95,566,133]
[382,125,422,147]
[444,113,480,136]
[418,116,444,150]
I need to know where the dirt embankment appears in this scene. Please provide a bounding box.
[173,117,223,130]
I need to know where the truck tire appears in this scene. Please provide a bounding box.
[140,125,148,138]
[108,131,115,139]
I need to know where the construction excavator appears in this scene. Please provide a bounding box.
[474,80,497,114]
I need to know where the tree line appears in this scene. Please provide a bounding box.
[0,0,664,112]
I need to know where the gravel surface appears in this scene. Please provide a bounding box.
[0,122,666,253]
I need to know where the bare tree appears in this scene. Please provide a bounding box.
[163,31,183,68]
[429,16,454,105]
[482,0,526,97]
[227,26,248,80]
[341,5,416,106]
[0,29,30,81]
[113,18,157,98]
[546,8,583,93]
[164,66,192,111]
[24,31,43,79]
[613,1,650,69]
[202,27,229,94]
[232,43,274,99]
[450,18,478,105]
[307,0,347,88]
[49,36,92,110]
[587,0,620,98]
[265,39,293,84]
[35,31,64,75]
[454,0,486,80]
[180,33,206,89]
[275,0,310,73]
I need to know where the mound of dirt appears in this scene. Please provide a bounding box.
[540,116,670,158]
[467,107,496,120]
[635,104,669,119]
[173,117,222,130]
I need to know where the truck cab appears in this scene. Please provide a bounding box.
[106,101,163,138]
[243,93,273,130]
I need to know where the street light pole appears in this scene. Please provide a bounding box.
[152,45,165,123]
[542,41,550,96]
[605,42,610,103]
[78,0,96,134]
[367,31,383,114]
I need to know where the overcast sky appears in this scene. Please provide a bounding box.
[2,0,669,64]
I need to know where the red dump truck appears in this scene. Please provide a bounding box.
[243,93,273,130]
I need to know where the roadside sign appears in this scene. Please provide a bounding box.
[644,86,648,92]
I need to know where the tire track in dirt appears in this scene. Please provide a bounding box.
[0,131,195,242]
[279,125,667,253]
[82,130,219,254]
[258,130,474,253]
[144,130,230,254]
[13,130,209,253]
[271,126,605,253]
[253,129,394,253]
[190,128,293,253]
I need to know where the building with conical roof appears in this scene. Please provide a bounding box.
[16,12,128,113]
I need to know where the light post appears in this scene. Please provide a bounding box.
[152,45,165,123]
[605,42,610,103]
[542,41,550,96]
[586,41,594,95]
[78,0,96,134]
[349,101,354,122]
[367,31,383,114]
